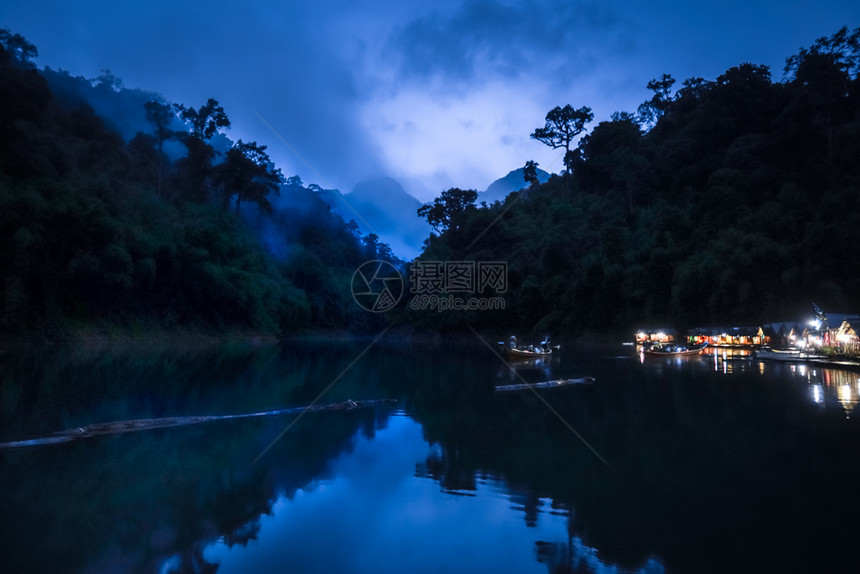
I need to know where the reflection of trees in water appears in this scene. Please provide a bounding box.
[1,407,395,573]
[0,342,397,574]
[5,341,860,573]
[414,439,665,574]
[536,534,665,574]
[415,445,477,494]
[402,345,860,573]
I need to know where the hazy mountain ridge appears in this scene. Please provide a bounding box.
[318,169,554,260]
[479,167,551,204]
[316,177,429,260]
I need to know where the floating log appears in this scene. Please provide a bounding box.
[0,398,397,449]
[495,377,594,392]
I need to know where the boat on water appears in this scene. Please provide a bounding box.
[753,347,805,361]
[643,342,708,357]
[500,335,559,359]
[752,347,860,367]
[506,346,555,358]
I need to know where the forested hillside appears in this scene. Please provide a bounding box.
[413,27,860,337]
[4,26,859,341]
[0,30,394,338]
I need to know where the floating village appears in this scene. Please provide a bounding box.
[635,306,860,366]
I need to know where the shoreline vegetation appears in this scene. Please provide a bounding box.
[0,322,637,355]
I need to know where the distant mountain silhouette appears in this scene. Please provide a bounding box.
[317,177,431,260]
[478,167,551,204]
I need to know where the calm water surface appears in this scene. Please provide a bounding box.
[1,339,859,573]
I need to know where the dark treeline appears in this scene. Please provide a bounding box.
[414,27,860,337]
[0,30,395,337]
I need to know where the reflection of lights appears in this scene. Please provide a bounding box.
[797,364,808,377]
[837,382,856,419]
[813,385,822,404]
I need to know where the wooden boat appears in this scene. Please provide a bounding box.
[501,335,559,359]
[495,377,594,392]
[643,342,708,357]
[505,346,555,359]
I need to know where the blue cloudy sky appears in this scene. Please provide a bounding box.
[3,1,859,200]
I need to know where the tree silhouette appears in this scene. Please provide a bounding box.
[0,28,38,64]
[173,98,231,203]
[417,187,478,233]
[218,140,282,214]
[174,98,230,140]
[144,100,176,196]
[531,105,593,172]
[636,74,675,127]
[784,26,860,81]
[523,160,540,187]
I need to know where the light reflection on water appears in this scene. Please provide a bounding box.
[201,414,663,574]
[787,364,860,417]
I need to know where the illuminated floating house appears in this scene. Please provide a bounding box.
[833,318,860,354]
[805,313,860,352]
[686,326,763,347]
[634,329,676,344]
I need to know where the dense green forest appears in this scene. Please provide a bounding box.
[0,30,395,338]
[413,27,860,337]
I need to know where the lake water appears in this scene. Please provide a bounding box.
[1,339,859,573]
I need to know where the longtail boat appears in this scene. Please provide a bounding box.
[643,342,708,357]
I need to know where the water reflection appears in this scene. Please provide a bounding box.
[703,348,755,375]
[204,415,663,574]
[2,340,860,573]
[784,363,860,417]
[496,355,557,382]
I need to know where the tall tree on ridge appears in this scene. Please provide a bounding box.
[144,100,175,196]
[531,104,594,173]
[218,140,282,215]
[174,98,231,203]
[637,74,676,128]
